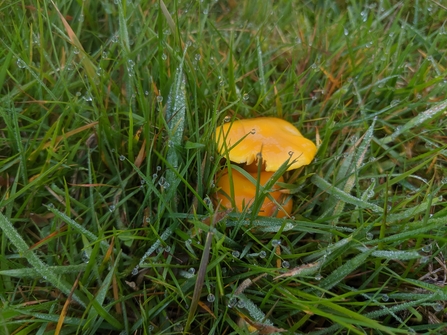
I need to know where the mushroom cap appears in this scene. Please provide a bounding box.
[215,117,317,172]
[215,168,292,218]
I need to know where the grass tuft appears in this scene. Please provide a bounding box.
[1,0,447,334]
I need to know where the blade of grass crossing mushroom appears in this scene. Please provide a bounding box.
[165,51,187,211]
[0,212,86,307]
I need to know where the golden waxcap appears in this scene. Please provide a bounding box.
[215,168,293,218]
[215,117,317,172]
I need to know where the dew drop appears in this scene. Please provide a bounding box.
[421,244,432,252]
[288,151,294,156]
[433,303,444,312]
[282,261,290,268]
[194,54,201,61]
[207,293,215,302]
[271,239,282,246]
[250,128,256,134]
[224,116,231,123]
[73,47,80,55]
[161,53,167,61]
[366,233,374,240]
[81,250,90,263]
[156,95,163,103]
[420,256,429,264]
[131,267,139,276]
[16,58,26,69]
[314,274,323,281]
[232,250,240,258]
[344,27,349,36]
[236,300,245,308]
[119,155,125,161]
[227,297,237,308]
[259,251,266,258]
[381,294,389,302]
[158,176,166,187]
[188,267,196,275]
[242,93,249,101]
[109,205,116,212]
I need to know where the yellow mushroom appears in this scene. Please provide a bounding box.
[215,117,317,172]
[215,168,292,218]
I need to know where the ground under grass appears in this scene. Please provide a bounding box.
[1,0,447,334]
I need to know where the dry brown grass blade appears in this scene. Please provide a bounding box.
[29,121,98,160]
[50,0,96,78]
[55,272,81,335]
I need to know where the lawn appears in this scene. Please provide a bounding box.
[1,0,447,334]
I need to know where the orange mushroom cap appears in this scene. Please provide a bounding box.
[215,168,292,218]
[215,117,317,172]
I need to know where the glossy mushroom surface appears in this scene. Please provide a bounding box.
[215,168,292,218]
[215,117,317,172]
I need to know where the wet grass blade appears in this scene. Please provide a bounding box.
[0,212,86,307]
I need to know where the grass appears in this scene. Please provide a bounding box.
[1,0,447,334]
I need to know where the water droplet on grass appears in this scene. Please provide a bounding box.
[422,244,432,252]
[109,205,116,212]
[272,239,282,246]
[188,267,195,275]
[433,303,444,312]
[282,261,290,268]
[232,250,240,258]
[236,300,245,308]
[156,95,163,103]
[243,93,249,101]
[17,58,26,69]
[259,251,266,258]
[366,233,374,240]
[207,294,215,302]
[315,274,323,281]
[161,53,167,60]
[119,155,125,161]
[227,297,237,308]
[381,294,389,302]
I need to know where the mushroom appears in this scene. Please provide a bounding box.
[215,117,317,172]
[215,168,292,218]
